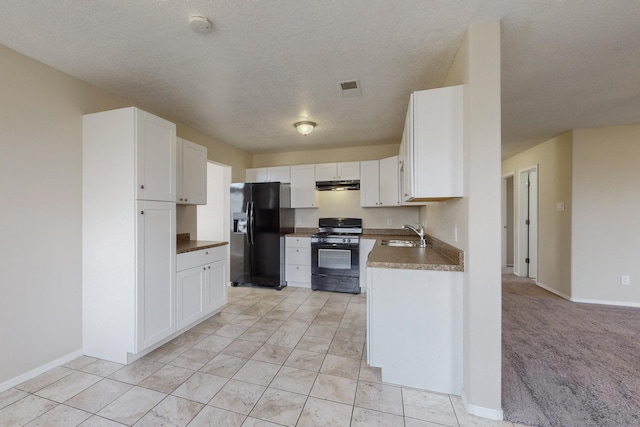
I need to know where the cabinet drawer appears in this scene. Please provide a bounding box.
[286,236,310,248]
[177,246,225,271]
[286,265,311,283]
[286,247,310,266]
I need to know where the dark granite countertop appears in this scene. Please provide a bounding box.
[176,233,228,254]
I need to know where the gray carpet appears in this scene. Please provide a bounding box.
[502,274,640,427]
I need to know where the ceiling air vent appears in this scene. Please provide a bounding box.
[338,79,361,97]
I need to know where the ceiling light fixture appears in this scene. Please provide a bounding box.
[189,15,212,33]
[294,121,316,136]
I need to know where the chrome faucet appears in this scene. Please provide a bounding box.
[402,223,427,248]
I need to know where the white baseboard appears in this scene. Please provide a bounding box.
[535,281,571,300]
[536,281,640,307]
[461,390,504,420]
[0,348,84,392]
[570,296,640,308]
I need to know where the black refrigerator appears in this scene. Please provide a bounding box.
[230,182,294,290]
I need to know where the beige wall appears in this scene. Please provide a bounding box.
[252,144,400,167]
[0,43,251,387]
[502,132,573,298]
[423,21,503,417]
[572,125,640,305]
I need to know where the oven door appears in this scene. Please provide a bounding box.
[311,241,360,293]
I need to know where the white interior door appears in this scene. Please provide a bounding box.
[517,166,538,279]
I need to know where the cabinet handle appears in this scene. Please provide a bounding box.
[206,251,208,254]
[185,198,188,202]
[140,184,144,189]
[140,210,144,215]
[208,266,211,269]
[179,198,183,201]
[203,267,206,270]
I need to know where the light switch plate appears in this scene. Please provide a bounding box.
[556,202,565,212]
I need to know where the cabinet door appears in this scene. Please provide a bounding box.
[379,156,399,206]
[402,95,415,202]
[136,200,176,351]
[176,266,205,329]
[136,109,176,202]
[315,163,337,181]
[407,86,463,200]
[246,168,267,183]
[290,165,318,208]
[337,162,360,180]
[181,140,207,205]
[267,166,291,183]
[360,160,380,207]
[176,138,184,202]
[205,259,227,314]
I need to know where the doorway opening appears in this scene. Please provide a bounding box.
[501,173,515,273]
[197,161,232,282]
[517,166,538,279]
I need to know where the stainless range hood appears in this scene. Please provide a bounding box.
[315,180,360,191]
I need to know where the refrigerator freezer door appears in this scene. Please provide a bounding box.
[249,183,282,287]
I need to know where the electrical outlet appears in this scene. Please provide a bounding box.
[387,218,392,225]
[621,275,631,286]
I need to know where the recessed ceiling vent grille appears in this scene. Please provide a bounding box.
[338,79,361,97]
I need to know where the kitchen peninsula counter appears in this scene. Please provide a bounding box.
[365,234,464,272]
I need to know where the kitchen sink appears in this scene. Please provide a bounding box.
[380,239,421,247]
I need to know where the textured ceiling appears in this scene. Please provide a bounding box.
[1,1,639,158]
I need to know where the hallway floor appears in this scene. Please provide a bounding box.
[1,285,525,426]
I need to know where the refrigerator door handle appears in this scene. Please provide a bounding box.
[248,201,255,245]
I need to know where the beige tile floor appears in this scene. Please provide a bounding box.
[0,286,528,426]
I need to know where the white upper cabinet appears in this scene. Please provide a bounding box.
[267,166,291,183]
[246,166,290,183]
[135,109,176,202]
[176,138,207,205]
[360,156,399,207]
[245,168,266,183]
[315,162,360,181]
[290,164,318,208]
[360,160,380,207]
[401,85,463,202]
[379,155,400,206]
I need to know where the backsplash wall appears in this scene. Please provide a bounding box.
[294,190,420,229]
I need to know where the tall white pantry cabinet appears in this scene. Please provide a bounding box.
[83,107,177,364]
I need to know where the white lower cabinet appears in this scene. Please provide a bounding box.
[137,200,177,351]
[358,239,376,291]
[176,266,206,329]
[285,236,311,288]
[177,246,227,329]
[367,266,463,394]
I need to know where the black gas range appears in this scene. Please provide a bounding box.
[311,218,362,294]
